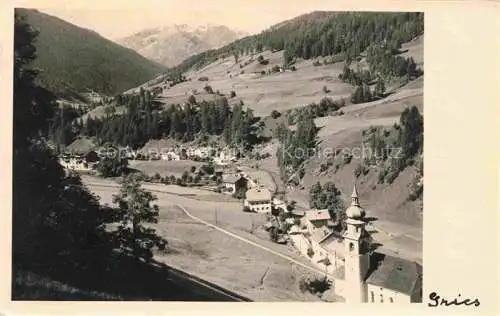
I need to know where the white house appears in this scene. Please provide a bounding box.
[222,174,248,195]
[161,151,180,161]
[244,187,272,213]
[189,146,213,160]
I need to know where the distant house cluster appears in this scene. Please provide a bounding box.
[59,150,100,172]
[141,145,238,165]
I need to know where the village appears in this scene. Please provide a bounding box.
[58,138,422,303]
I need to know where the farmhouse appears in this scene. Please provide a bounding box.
[222,174,248,195]
[244,187,272,213]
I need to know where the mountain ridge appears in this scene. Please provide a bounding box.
[16,8,167,99]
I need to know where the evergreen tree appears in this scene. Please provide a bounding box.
[112,175,166,261]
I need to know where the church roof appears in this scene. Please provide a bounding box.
[365,252,422,296]
[310,226,332,243]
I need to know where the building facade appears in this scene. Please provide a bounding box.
[244,187,272,213]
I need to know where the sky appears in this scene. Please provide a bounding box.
[13,0,415,41]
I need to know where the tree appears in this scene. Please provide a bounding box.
[181,171,189,184]
[96,156,129,177]
[309,181,345,223]
[283,49,294,66]
[187,94,197,104]
[12,13,108,277]
[271,110,281,119]
[375,77,386,97]
[399,106,423,160]
[112,175,166,261]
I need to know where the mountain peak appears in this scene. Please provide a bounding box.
[118,23,249,67]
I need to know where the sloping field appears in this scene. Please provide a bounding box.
[142,50,354,117]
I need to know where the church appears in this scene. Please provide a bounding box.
[299,184,423,303]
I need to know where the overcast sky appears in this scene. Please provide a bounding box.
[16,0,411,41]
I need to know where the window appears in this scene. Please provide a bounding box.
[370,291,374,302]
[389,297,394,303]
[380,294,384,303]
[349,242,354,251]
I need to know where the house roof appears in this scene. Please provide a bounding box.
[319,229,345,245]
[304,209,331,222]
[66,137,96,154]
[222,174,243,184]
[290,209,305,217]
[365,252,422,296]
[310,226,332,243]
[245,187,272,202]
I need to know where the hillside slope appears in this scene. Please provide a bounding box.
[117,24,248,67]
[16,9,167,98]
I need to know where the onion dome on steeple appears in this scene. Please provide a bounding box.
[346,183,366,219]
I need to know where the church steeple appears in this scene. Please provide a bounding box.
[346,181,365,219]
[351,183,360,206]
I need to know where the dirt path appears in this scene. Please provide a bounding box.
[174,204,334,278]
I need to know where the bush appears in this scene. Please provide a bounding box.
[378,169,387,183]
[385,171,398,184]
[290,66,297,71]
[198,76,209,81]
[320,163,328,172]
[307,247,314,258]
[354,164,363,178]
[334,164,340,173]
[230,91,236,98]
[270,110,281,119]
[300,277,330,295]
[187,95,196,104]
[204,85,214,94]
[259,59,269,65]
[260,70,266,75]
[323,85,329,93]
[343,153,353,164]
[257,55,264,62]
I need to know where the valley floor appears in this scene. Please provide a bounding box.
[83,171,421,302]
